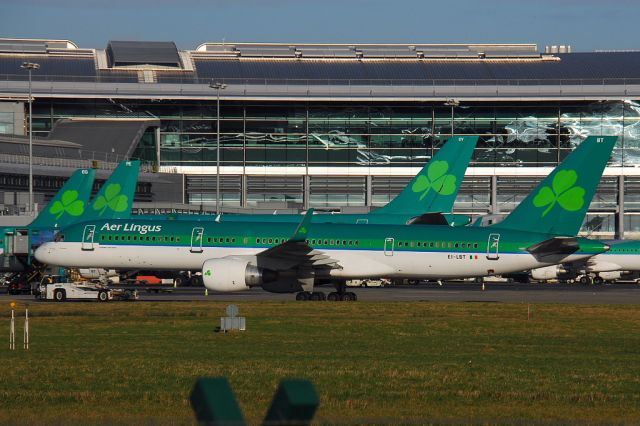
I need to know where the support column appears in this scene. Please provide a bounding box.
[616,175,625,239]
[241,174,248,208]
[365,175,372,209]
[303,175,310,210]
[155,127,161,169]
[490,175,499,214]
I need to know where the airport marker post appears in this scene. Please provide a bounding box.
[24,307,29,350]
[9,308,15,350]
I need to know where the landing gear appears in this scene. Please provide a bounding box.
[295,280,358,301]
[579,275,593,285]
[295,291,326,301]
[327,280,357,301]
[593,276,604,285]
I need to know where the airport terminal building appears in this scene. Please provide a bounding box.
[1,38,640,238]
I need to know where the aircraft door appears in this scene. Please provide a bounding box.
[81,225,95,251]
[3,232,14,255]
[486,233,500,260]
[190,227,204,253]
[384,237,394,256]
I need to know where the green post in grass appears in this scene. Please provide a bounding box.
[262,379,319,426]
[190,377,245,426]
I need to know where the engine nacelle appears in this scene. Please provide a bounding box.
[586,261,622,273]
[531,265,567,281]
[599,271,622,281]
[201,257,277,292]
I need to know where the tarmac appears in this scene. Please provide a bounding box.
[4,282,640,304]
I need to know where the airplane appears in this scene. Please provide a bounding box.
[35,136,617,301]
[1,160,139,275]
[531,239,640,284]
[0,168,96,261]
[138,135,479,226]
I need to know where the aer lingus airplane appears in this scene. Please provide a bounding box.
[0,167,96,260]
[531,239,640,284]
[36,136,616,300]
[1,160,139,273]
[140,135,479,226]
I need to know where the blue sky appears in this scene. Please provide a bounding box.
[1,0,638,51]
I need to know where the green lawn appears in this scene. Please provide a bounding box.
[1,301,639,425]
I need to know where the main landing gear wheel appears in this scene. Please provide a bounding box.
[579,276,593,285]
[341,292,357,301]
[593,276,604,285]
[295,291,326,301]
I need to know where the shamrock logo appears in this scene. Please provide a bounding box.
[93,183,129,215]
[299,226,307,234]
[533,169,585,217]
[49,190,85,219]
[204,269,212,277]
[411,161,457,201]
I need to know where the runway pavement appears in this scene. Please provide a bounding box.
[4,282,640,304]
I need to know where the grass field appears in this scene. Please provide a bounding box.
[1,300,639,425]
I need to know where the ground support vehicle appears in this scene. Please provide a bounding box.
[346,278,390,287]
[38,278,112,302]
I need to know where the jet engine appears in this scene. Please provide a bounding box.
[530,265,568,281]
[201,256,278,292]
[598,271,622,281]
[586,260,623,273]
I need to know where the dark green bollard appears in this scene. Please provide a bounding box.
[190,377,246,426]
[262,379,319,426]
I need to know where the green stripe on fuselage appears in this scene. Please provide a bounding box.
[63,219,607,256]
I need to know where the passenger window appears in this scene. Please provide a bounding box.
[454,243,459,248]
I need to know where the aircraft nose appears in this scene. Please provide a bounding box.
[34,243,55,264]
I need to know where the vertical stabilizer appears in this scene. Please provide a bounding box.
[495,136,617,235]
[84,160,140,220]
[30,168,96,229]
[371,136,478,215]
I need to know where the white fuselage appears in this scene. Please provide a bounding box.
[37,241,595,280]
[585,253,640,273]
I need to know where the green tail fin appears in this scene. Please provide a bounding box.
[496,136,617,236]
[30,168,96,229]
[84,160,140,220]
[371,135,478,215]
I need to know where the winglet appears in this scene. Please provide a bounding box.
[291,209,314,242]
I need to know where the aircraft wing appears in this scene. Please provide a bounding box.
[255,209,340,271]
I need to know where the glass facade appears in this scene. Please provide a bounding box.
[0,111,14,134]
[30,99,640,169]
[25,97,640,237]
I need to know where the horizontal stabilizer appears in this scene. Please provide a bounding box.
[406,213,450,226]
[526,237,579,261]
